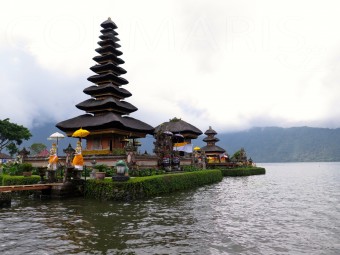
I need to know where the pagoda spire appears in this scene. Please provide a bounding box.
[74,17,136,115]
[56,18,154,141]
[201,126,226,155]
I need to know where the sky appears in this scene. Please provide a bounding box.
[1,0,340,134]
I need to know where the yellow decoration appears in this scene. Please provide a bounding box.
[73,141,84,169]
[73,154,84,166]
[48,155,58,164]
[72,128,90,138]
[173,142,187,147]
[48,143,58,170]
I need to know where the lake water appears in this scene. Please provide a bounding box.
[1,162,340,254]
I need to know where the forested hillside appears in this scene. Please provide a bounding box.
[24,124,340,162]
[216,127,340,162]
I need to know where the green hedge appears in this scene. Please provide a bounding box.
[85,170,222,201]
[129,168,166,177]
[220,167,266,177]
[1,175,40,186]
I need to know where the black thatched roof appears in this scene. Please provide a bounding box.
[100,28,118,35]
[83,84,132,98]
[154,119,202,137]
[95,46,122,56]
[95,44,123,56]
[76,98,137,114]
[56,112,154,135]
[92,54,124,65]
[99,33,120,41]
[101,18,118,29]
[204,126,217,135]
[201,145,226,154]
[97,39,122,48]
[90,62,126,75]
[203,136,220,143]
[98,35,119,43]
[87,73,128,85]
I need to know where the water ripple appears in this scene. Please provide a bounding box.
[1,163,340,254]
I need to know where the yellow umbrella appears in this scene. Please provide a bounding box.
[72,128,90,139]
[194,146,201,151]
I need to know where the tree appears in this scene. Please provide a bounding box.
[6,142,19,157]
[29,143,47,156]
[0,118,32,153]
[231,148,247,162]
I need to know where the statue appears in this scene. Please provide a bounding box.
[48,143,59,170]
[172,153,181,171]
[63,143,75,167]
[72,141,84,170]
[112,160,130,181]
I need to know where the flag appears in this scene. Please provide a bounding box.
[173,142,193,153]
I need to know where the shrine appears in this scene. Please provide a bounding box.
[56,18,154,155]
[153,117,202,170]
[201,126,228,163]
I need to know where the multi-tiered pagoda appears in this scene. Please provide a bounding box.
[57,18,154,154]
[201,126,227,162]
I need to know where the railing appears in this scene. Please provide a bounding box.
[82,149,111,155]
[0,183,62,192]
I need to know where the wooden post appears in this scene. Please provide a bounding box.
[0,191,11,207]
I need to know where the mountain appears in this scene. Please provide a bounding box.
[22,123,74,155]
[23,124,340,162]
[215,127,340,162]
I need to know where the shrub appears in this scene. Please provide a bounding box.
[94,164,114,177]
[182,165,201,172]
[2,174,40,186]
[0,175,40,196]
[129,168,165,177]
[112,148,125,155]
[3,164,19,175]
[2,163,34,176]
[220,167,266,176]
[32,167,39,175]
[19,163,33,172]
[85,170,222,201]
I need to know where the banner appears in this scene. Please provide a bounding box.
[173,142,193,153]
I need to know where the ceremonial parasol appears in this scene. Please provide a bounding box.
[47,132,65,155]
[163,130,173,136]
[72,128,90,141]
[194,146,201,151]
[174,134,184,138]
[172,133,184,143]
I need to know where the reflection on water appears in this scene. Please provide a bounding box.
[1,162,340,254]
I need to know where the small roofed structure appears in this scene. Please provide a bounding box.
[0,153,11,163]
[201,126,228,163]
[153,118,202,169]
[56,18,154,155]
[36,149,50,158]
[154,117,202,140]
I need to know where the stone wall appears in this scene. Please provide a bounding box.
[25,155,192,169]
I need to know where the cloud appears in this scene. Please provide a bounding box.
[0,44,88,128]
[1,0,340,133]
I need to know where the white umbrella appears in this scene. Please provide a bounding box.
[163,130,173,136]
[48,132,65,155]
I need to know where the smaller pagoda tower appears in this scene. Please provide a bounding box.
[201,126,227,163]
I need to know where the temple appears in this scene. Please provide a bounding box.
[153,118,202,166]
[201,126,228,163]
[154,117,202,141]
[56,18,154,155]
